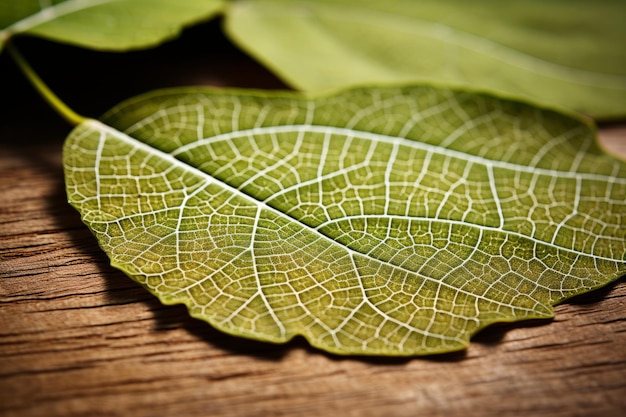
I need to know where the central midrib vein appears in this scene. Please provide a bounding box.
[85,119,625,267]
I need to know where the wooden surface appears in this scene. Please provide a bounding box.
[1,22,625,417]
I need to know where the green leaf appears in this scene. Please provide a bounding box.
[0,0,224,52]
[63,85,626,356]
[224,0,626,119]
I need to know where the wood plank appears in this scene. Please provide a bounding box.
[1,22,625,417]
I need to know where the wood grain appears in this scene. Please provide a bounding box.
[1,22,625,417]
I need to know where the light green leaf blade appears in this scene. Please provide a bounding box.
[224,0,626,119]
[64,85,626,356]
[0,0,224,52]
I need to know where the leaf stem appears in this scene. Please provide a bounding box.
[7,42,88,126]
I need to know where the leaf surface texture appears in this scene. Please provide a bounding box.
[225,0,626,119]
[64,86,626,355]
[0,0,224,51]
